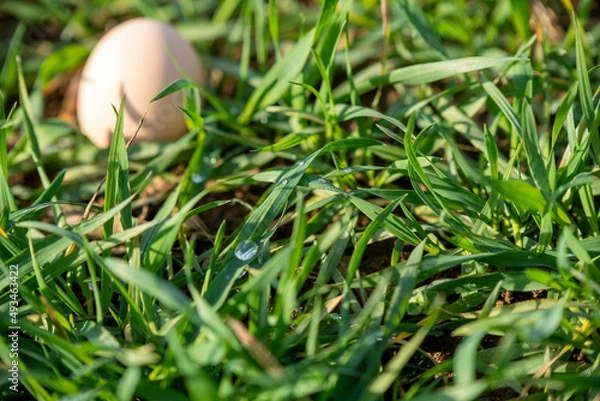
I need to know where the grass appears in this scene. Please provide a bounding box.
[1,0,600,400]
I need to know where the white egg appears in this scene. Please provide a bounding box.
[77,18,203,148]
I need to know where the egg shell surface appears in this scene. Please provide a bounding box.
[77,18,202,148]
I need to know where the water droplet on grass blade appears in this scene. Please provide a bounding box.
[191,172,204,183]
[281,179,289,185]
[235,240,258,261]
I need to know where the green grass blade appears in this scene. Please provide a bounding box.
[363,303,441,400]
[151,78,198,102]
[101,257,189,312]
[521,101,550,193]
[103,98,127,238]
[509,0,531,41]
[238,28,315,123]
[398,0,447,59]
[336,56,526,99]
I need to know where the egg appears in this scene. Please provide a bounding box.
[77,18,203,148]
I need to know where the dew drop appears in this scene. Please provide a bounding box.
[281,179,289,185]
[330,313,342,321]
[235,240,259,261]
[298,160,305,166]
[343,167,352,173]
[210,157,217,164]
[260,116,268,124]
[318,177,327,184]
[191,172,204,184]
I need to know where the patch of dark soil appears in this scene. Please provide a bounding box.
[480,387,520,401]
[334,237,398,279]
[496,289,547,306]
[420,331,462,365]
[194,184,264,236]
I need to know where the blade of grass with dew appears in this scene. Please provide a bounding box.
[237,138,380,243]
[205,140,375,307]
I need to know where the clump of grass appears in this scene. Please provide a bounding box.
[1,1,600,400]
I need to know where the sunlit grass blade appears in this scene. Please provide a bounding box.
[103,98,127,238]
[397,0,447,59]
[238,28,315,123]
[335,56,526,99]
[521,101,550,193]
[102,257,190,312]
